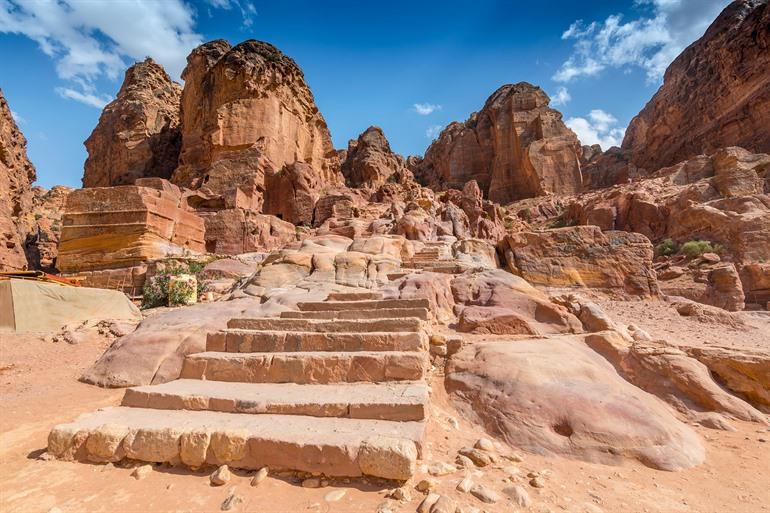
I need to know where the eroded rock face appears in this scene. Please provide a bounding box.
[341,126,412,189]
[25,185,72,272]
[500,226,659,297]
[446,337,705,470]
[415,83,582,203]
[83,59,182,187]
[622,0,770,171]
[0,89,36,271]
[172,40,341,205]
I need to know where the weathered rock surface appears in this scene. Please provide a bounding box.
[415,83,582,203]
[24,185,72,271]
[622,0,770,171]
[83,59,182,187]
[57,178,205,273]
[446,337,705,470]
[341,126,412,189]
[500,226,659,297]
[0,89,36,271]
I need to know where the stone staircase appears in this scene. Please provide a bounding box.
[401,241,467,275]
[48,291,431,481]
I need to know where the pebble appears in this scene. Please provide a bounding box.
[210,465,231,486]
[324,489,346,502]
[386,487,411,501]
[431,495,457,513]
[455,454,474,468]
[220,488,242,511]
[428,461,456,476]
[131,464,152,480]
[503,485,532,507]
[302,477,322,488]
[458,447,492,467]
[469,484,501,504]
[456,476,474,493]
[415,478,438,492]
[530,476,546,488]
[473,438,495,452]
[250,466,268,486]
[417,493,440,513]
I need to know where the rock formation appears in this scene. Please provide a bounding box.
[0,89,36,271]
[622,0,770,171]
[341,126,412,188]
[24,185,72,271]
[83,59,182,187]
[415,83,582,203]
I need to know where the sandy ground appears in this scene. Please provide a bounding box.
[1,318,769,513]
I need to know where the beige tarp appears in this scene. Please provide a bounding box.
[0,279,141,332]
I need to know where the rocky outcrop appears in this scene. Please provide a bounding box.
[446,337,705,470]
[622,0,770,172]
[500,226,659,297]
[57,178,205,273]
[172,40,341,206]
[83,59,182,188]
[24,185,72,271]
[415,83,582,203]
[0,89,36,271]
[341,126,412,188]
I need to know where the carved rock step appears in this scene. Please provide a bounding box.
[181,351,428,384]
[122,379,429,421]
[281,307,429,321]
[326,291,384,301]
[387,271,415,280]
[227,317,423,333]
[207,330,427,353]
[48,407,425,479]
[296,299,430,312]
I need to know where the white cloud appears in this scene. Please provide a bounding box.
[425,125,443,139]
[550,86,571,107]
[0,0,206,108]
[554,0,729,83]
[10,109,24,124]
[565,109,626,150]
[204,0,256,28]
[55,87,111,109]
[413,103,442,115]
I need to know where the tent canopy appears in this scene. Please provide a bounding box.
[1,279,141,332]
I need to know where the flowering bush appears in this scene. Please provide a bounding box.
[141,261,205,309]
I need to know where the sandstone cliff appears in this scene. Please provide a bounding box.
[0,89,36,271]
[341,126,412,189]
[622,0,770,171]
[83,59,182,187]
[415,83,583,203]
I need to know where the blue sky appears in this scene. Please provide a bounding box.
[0,0,729,189]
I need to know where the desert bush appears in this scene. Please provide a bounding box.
[142,261,206,309]
[655,238,678,256]
[680,240,714,258]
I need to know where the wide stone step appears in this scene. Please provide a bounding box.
[122,379,429,421]
[296,299,430,312]
[281,307,430,321]
[207,330,427,352]
[48,407,424,479]
[181,351,428,384]
[326,291,383,301]
[227,317,423,333]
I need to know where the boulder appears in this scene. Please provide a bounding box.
[341,126,412,188]
[500,226,659,297]
[415,83,582,202]
[622,0,770,171]
[445,337,705,471]
[83,59,181,187]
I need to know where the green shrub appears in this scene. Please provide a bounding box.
[142,261,205,309]
[655,238,678,256]
[680,240,714,258]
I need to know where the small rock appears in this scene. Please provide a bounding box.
[456,476,474,493]
[427,461,456,476]
[415,478,438,493]
[417,493,440,513]
[210,465,231,486]
[530,476,546,488]
[503,452,524,463]
[503,485,532,507]
[446,336,464,356]
[220,488,242,511]
[455,454,474,468]
[446,416,460,429]
[473,438,495,452]
[250,466,268,486]
[302,477,321,488]
[430,495,457,513]
[131,464,152,480]
[324,489,346,502]
[458,447,492,467]
[376,501,394,513]
[386,487,411,501]
[702,252,721,264]
[469,484,500,504]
